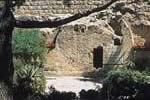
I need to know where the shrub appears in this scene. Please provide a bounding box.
[47,87,76,100]
[13,64,46,100]
[12,29,47,99]
[101,67,150,100]
[17,64,46,92]
[79,89,99,100]
[12,29,46,65]
[127,48,150,72]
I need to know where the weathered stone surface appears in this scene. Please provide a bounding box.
[14,0,150,16]
[41,14,140,72]
[119,19,134,62]
[131,20,150,48]
[14,0,107,16]
[41,18,117,72]
[15,0,150,73]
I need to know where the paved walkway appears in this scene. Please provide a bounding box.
[46,76,102,95]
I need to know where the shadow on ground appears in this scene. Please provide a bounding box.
[82,65,114,83]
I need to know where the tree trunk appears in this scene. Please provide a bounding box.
[0,4,15,100]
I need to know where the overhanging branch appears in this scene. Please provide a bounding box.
[15,0,118,28]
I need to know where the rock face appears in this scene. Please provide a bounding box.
[41,18,132,73]
[40,1,150,74]
[16,0,150,74]
[41,19,116,73]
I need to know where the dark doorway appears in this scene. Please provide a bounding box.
[93,46,103,69]
[114,38,121,45]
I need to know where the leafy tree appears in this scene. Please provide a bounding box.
[101,67,150,100]
[12,29,46,65]
[0,0,118,99]
[12,29,46,94]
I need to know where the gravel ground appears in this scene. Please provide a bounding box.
[46,76,102,95]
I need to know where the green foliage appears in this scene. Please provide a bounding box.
[101,48,150,100]
[12,29,47,94]
[16,64,46,93]
[12,29,46,64]
[126,48,150,72]
[101,67,150,100]
[79,89,99,100]
[47,86,77,100]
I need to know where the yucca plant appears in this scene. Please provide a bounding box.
[16,64,46,93]
[12,28,46,95]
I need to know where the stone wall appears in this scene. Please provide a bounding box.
[15,0,107,16]
[14,0,150,74]
[14,0,150,16]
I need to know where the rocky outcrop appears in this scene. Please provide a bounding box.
[41,19,116,72]
[39,0,150,74]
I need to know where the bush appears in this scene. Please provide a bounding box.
[17,64,46,92]
[79,89,99,100]
[12,29,47,99]
[126,48,150,72]
[12,29,46,64]
[47,87,76,100]
[101,67,150,100]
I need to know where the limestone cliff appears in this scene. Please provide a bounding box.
[15,0,150,75]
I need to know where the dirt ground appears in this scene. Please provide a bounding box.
[45,76,102,95]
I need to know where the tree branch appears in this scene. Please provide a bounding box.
[15,0,118,28]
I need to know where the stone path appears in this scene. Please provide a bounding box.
[46,76,102,95]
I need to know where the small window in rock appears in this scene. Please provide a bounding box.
[114,38,122,45]
[93,46,103,69]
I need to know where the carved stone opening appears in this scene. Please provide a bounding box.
[114,38,122,45]
[93,46,103,69]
